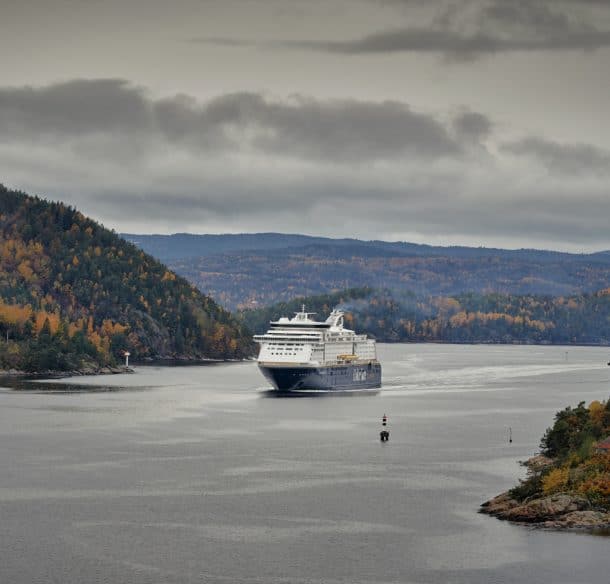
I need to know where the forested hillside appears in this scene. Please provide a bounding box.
[125,234,610,310]
[0,185,253,372]
[240,287,610,345]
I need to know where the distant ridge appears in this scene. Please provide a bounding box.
[122,232,592,262]
[122,232,360,260]
[124,233,610,310]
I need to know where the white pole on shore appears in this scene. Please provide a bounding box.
[124,351,130,367]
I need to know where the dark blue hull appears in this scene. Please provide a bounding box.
[259,362,381,392]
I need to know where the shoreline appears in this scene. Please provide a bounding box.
[480,491,610,533]
[0,356,254,381]
[480,454,610,533]
[0,365,135,380]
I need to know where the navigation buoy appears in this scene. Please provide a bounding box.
[509,426,513,444]
[380,413,389,442]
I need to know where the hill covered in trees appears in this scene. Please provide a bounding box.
[240,287,610,345]
[124,233,610,310]
[0,185,253,373]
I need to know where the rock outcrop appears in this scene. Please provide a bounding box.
[480,491,610,531]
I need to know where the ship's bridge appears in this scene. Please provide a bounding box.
[266,307,352,332]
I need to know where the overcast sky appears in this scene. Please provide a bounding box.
[2,0,610,251]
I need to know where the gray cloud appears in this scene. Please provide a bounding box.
[481,1,574,35]
[194,0,610,60]
[2,78,610,251]
[501,136,610,175]
[452,111,492,143]
[207,93,462,161]
[275,27,610,59]
[0,80,467,162]
[0,79,150,138]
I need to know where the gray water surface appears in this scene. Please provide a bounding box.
[1,344,609,583]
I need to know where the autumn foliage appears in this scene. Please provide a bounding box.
[0,185,253,372]
[240,286,610,346]
[510,400,610,508]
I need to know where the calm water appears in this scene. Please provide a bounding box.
[1,344,609,583]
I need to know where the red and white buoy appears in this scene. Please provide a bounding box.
[380,414,389,442]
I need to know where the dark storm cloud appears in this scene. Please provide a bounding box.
[278,27,610,59]
[0,79,150,137]
[501,137,610,175]
[452,111,492,143]
[481,0,574,34]
[0,80,466,162]
[2,78,610,250]
[200,93,462,161]
[195,0,610,60]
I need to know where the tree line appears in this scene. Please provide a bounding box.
[240,286,610,345]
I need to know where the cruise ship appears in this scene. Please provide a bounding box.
[254,307,382,392]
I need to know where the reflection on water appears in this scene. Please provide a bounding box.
[1,344,609,584]
[0,376,139,393]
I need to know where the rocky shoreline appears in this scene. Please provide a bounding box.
[480,455,610,532]
[0,365,134,379]
[480,491,610,531]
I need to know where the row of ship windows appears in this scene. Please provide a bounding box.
[268,349,301,352]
